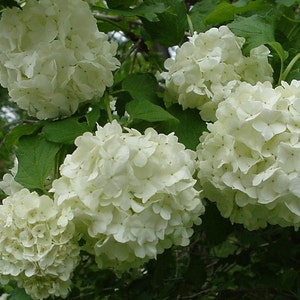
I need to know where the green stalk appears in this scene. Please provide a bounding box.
[281,52,300,82]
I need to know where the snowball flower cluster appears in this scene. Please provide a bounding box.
[0,0,119,119]
[161,26,273,121]
[51,120,204,271]
[197,80,300,230]
[0,188,80,299]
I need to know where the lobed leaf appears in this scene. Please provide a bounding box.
[15,135,61,191]
[228,14,276,53]
[126,99,178,124]
[142,0,188,47]
[7,288,33,300]
[42,109,99,144]
[167,105,207,151]
[204,0,269,26]
[122,73,158,102]
[5,123,42,151]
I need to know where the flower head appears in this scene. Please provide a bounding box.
[161,26,273,121]
[0,0,119,119]
[0,189,80,299]
[51,120,204,271]
[197,80,300,230]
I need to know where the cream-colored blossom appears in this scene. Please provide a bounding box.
[161,26,273,122]
[0,189,80,300]
[0,0,119,120]
[51,120,204,271]
[197,80,300,230]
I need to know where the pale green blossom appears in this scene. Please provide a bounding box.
[51,120,204,271]
[0,189,80,300]
[197,80,300,230]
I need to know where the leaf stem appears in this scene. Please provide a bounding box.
[280,52,300,82]
[187,14,194,36]
[104,93,113,122]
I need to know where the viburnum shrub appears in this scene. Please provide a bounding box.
[1,0,300,299]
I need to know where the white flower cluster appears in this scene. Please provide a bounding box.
[0,0,119,120]
[161,26,273,121]
[51,120,204,271]
[197,80,300,230]
[0,188,80,300]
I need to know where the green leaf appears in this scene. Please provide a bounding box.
[126,99,178,123]
[268,41,288,62]
[135,2,166,22]
[204,0,269,26]
[42,109,99,144]
[86,108,101,127]
[189,0,219,32]
[5,123,42,151]
[15,135,61,191]
[122,73,158,102]
[142,0,188,47]
[8,288,32,300]
[167,105,207,150]
[212,239,239,258]
[228,14,276,53]
[42,118,89,144]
